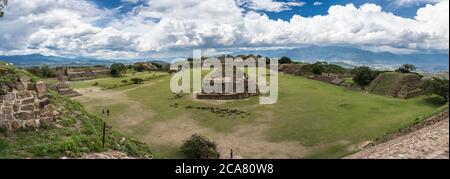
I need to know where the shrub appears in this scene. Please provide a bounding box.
[110,63,126,77]
[352,66,377,87]
[181,134,219,159]
[422,77,449,102]
[130,78,144,84]
[396,64,417,73]
[121,79,129,84]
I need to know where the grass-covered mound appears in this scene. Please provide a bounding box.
[0,62,152,158]
[368,72,422,98]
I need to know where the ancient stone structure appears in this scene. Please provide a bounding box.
[279,64,306,76]
[197,70,259,100]
[0,77,56,130]
[56,66,110,81]
[46,83,81,98]
[368,72,423,99]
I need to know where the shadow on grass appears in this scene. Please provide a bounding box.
[419,95,447,107]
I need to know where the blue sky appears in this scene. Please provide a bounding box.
[0,0,448,59]
[90,0,432,19]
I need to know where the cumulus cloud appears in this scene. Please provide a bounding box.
[313,2,323,6]
[393,0,446,7]
[239,0,306,12]
[0,0,448,58]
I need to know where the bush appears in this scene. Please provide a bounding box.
[396,64,416,73]
[422,78,449,102]
[311,62,325,75]
[352,66,377,87]
[110,63,126,77]
[181,134,219,159]
[121,79,129,84]
[130,78,144,84]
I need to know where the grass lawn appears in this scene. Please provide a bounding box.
[73,72,444,159]
[67,71,169,89]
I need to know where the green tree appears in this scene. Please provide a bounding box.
[352,66,377,87]
[181,134,219,159]
[311,62,326,75]
[422,78,449,102]
[110,63,126,77]
[279,56,292,64]
[396,64,417,73]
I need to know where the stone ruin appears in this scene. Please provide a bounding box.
[46,83,81,98]
[196,70,259,100]
[0,77,57,130]
[56,66,110,81]
[278,64,306,76]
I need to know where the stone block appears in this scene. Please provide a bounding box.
[2,106,13,114]
[15,83,25,91]
[36,81,47,98]
[16,91,33,99]
[4,100,13,106]
[24,119,36,128]
[11,120,22,130]
[15,112,34,120]
[13,103,21,112]
[3,93,15,100]
[5,114,14,120]
[21,98,35,104]
[26,82,35,90]
[21,105,35,111]
[41,117,54,124]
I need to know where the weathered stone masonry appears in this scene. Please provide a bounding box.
[0,77,55,130]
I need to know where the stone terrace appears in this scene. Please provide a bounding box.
[345,114,449,159]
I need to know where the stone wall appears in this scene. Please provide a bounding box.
[0,77,56,130]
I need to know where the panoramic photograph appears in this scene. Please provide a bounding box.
[0,0,449,167]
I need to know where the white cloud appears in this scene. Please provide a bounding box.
[393,0,447,7]
[313,2,323,6]
[0,0,448,58]
[239,0,305,12]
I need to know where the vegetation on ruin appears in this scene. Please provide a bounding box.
[0,63,152,159]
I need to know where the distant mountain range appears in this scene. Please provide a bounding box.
[233,46,449,72]
[0,53,143,67]
[1,46,448,72]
